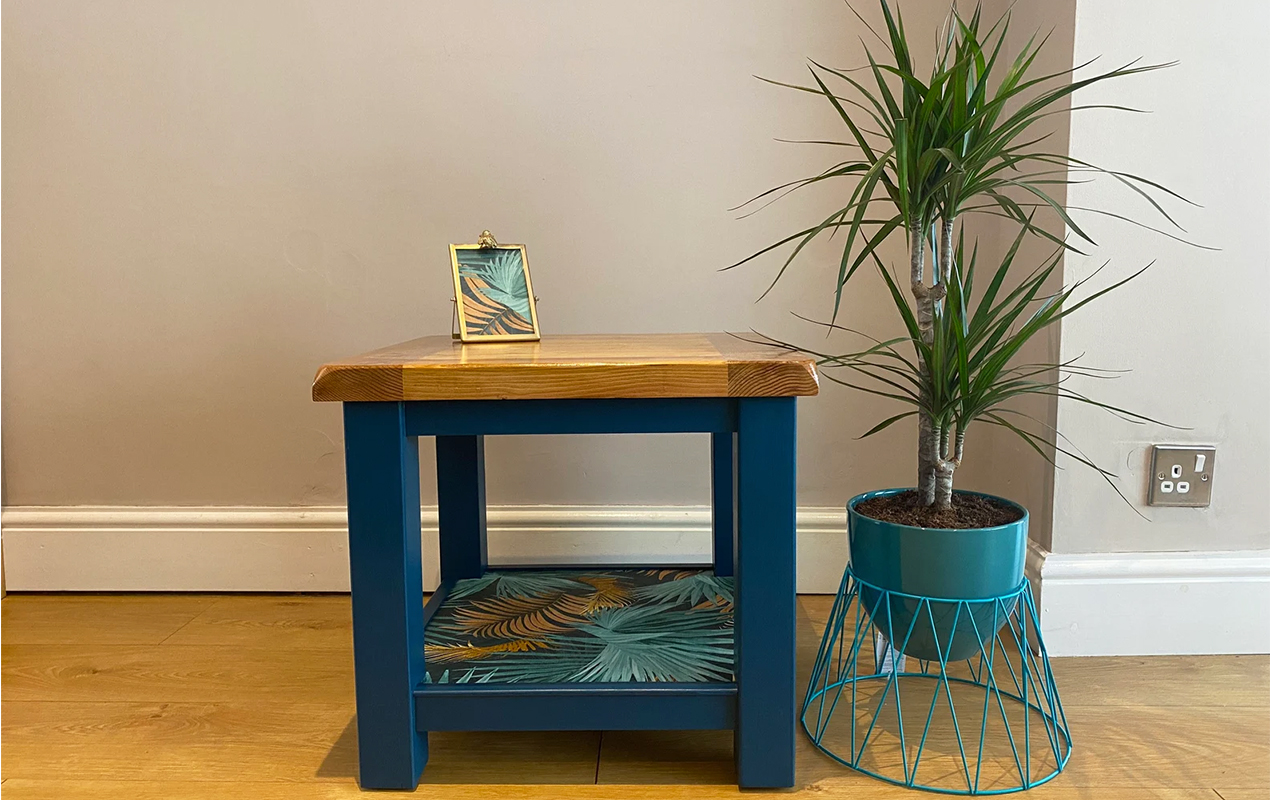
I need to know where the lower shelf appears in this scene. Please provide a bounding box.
[422,567,735,685]
[415,567,738,732]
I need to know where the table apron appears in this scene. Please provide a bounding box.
[395,397,738,436]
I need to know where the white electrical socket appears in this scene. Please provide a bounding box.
[1148,445,1216,507]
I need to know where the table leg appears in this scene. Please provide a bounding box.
[734,397,797,788]
[436,435,488,582]
[711,432,735,578]
[343,402,427,789]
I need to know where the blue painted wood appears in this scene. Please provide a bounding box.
[339,393,801,786]
[342,402,428,790]
[414,683,736,731]
[488,562,712,572]
[405,397,735,436]
[436,435,488,582]
[711,432,736,578]
[421,579,455,629]
[734,397,798,789]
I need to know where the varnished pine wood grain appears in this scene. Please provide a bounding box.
[161,595,352,650]
[1057,706,1268,788]
[0,780,1258,799]
[2,593,1266,798]
[1,701,355,782]
[1048,654,1270,708]
[0,644,355,703]
[312,334,819,401]
[598,730,737,785]
[0,702,599,785]
[0,594,218,645]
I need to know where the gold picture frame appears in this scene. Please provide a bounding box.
[449,236,541,343]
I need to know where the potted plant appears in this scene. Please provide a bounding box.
[732,1,1189,660]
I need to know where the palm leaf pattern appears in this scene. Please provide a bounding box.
[575,575,634,614]
[456,249,533,335]
[571,605,734,683]
[448,572,586,600]
[449,593,595,640]
[425,639,548,663]
[424,569,734,684]
[634,572,734,612]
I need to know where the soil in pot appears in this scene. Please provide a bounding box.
[855,489,1023,529]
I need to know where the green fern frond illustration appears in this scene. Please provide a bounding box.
[635,572,734,610]
[448,572,587,601]
[570,605,734,683]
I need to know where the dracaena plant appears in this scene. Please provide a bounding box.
[732,1,1193,511]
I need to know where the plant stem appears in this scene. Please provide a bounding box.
[938,214,955,289]
[933,459,956,510]
[934,426,964,511]
[917,216,960,511]
[927,215,959,510]
[911,223,938,505]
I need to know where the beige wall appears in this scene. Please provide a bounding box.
[949,0,1077,552]
[5,0,985,512]
[1052,0,1270,553]
[21,1,1246,557]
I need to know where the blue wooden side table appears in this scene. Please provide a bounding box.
[313,333,818,790]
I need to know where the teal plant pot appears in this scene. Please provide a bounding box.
[848,488,1028,662]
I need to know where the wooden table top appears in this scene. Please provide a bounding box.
[312,333,819,402]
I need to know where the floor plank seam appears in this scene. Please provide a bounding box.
[594,731,603,785]
[156,597,224,645]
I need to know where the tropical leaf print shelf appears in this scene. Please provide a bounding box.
[424,569,735,685]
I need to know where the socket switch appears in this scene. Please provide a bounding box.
[1148,445,1216,507]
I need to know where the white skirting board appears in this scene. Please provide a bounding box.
[1028,541,1270,656]
[0,505,849,594]
[6,505,1265,656]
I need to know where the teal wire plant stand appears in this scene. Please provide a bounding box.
[802,567,1071,795]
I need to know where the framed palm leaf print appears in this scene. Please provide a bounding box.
[450,241,540,342]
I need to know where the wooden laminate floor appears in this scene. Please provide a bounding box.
[2,593,1266,799]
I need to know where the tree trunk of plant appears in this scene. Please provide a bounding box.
[933,460,956,510]
[917,411,938,504]
[913,217,961,511]
[910,225,939,506]
[932,217,957,511]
